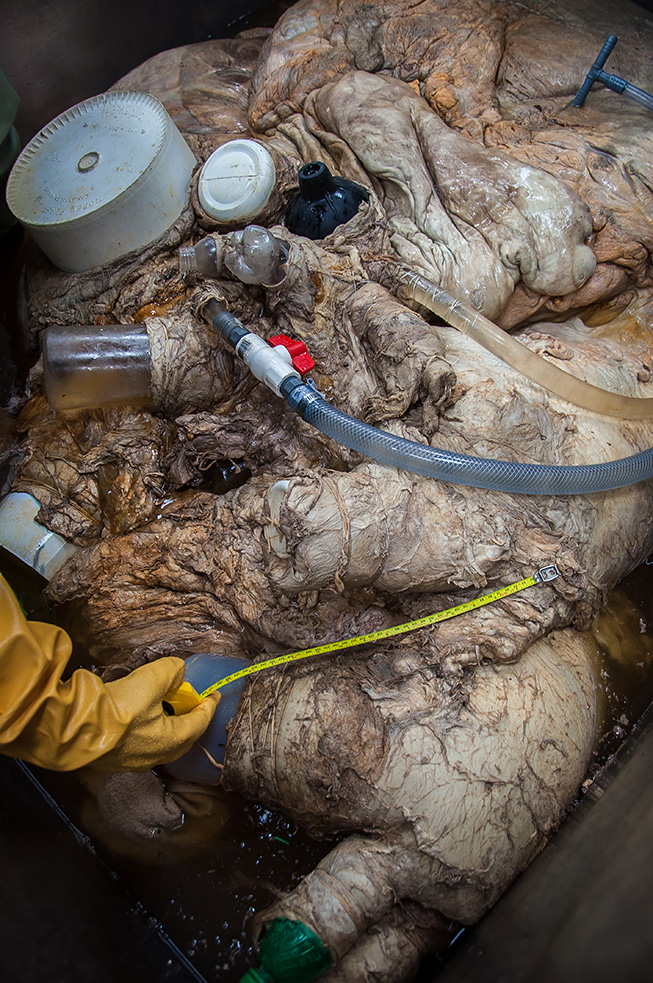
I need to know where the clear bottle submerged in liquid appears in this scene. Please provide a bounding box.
[42,323,151,412]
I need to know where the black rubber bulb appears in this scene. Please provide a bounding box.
[284,161,370,240]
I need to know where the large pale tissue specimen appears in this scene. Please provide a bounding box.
[7,0,653,979]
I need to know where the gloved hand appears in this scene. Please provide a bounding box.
[91,658,220,773]
[0,573,220,772]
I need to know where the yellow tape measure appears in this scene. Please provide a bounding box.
[164,565,560,713]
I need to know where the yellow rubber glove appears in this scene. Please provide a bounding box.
[0,573,220,772]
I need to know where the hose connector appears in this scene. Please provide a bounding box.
[235,333,301,396]
[197,297,314,396]
[572,35,653,111]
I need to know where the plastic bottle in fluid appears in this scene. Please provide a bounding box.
[42,323,151,412]
[164,653,252,785]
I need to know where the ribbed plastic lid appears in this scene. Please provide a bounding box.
[198,140,276,223]
[6,90,195,272]
[7,91,169,227]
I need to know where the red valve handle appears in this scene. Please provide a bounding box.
[268,334,315,375]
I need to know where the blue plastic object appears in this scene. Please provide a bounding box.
[572,35,653,111]
[164,653,251,784]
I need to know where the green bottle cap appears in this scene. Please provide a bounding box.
[239,970,274,983]
[240,918,332,983]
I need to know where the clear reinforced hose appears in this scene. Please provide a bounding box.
[199,296,653,496]
[399,270,653,420]
[288,385,653,496]
[622,81,653,112]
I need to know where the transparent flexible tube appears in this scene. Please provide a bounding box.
[622,82,653,112]
[288,385,653,495]
[399,270,653,420]
[198,298,653,495]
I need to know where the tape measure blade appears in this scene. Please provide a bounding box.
[198,570,546,697]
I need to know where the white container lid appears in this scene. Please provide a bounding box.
[0,492,79,580]
[198,139,276,223]
[6,91,196,273]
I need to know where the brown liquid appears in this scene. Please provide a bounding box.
[133,292,188,323]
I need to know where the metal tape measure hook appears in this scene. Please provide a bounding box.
[534,564,561,583]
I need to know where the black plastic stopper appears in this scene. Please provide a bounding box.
[284,161,370,240]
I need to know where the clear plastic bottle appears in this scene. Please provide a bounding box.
[42,323,151,412]
[179,226,289,286]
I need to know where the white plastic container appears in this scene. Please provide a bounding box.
[197,139,276,223]
[6,91,196,273]
[0,492,79,580]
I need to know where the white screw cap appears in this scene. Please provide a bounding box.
[198,140,276,223]
[6,91,196,273]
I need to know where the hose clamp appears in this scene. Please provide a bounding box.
[287,377,324,415]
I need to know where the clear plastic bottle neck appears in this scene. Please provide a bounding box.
[179,228,288,286]
[179,235,219,275]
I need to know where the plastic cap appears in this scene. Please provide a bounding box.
[239,971,273,983]
[6,91,196,272]
[241,918,332,983]
[297,161,336,202]
[198,140,276,223]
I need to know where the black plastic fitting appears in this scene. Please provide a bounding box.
[284,161,370,240]
[212,310,250,349]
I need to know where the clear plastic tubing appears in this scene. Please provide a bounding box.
[622,82,653,112]
[399,269,653,420]
[199,297,653,496]
[42,323,151,411]
[286,383,653,496]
